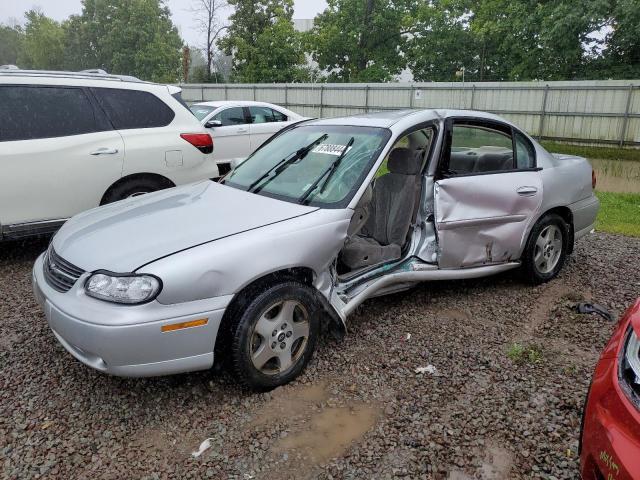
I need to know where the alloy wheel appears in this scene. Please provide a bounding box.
[250,300,310,375]
[534,224,563,274]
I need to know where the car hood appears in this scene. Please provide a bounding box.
[52,181,318,272]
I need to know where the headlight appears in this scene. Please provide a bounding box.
[85,272,161,304]
[625,328,640,384]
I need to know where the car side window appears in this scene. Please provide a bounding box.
[272,109,287,122]
[0,85,105,142]
[515,131,536,169]
[91,88,175,130]
[448,123,514,174]
[249,106,274,123]
[213,107,247,126]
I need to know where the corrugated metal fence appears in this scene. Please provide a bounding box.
[180,81,640,147]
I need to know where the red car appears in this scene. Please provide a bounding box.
[581,298,640,479]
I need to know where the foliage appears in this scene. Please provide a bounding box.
[18,10,66,70]
[584,0,640,79]
[64,0,183,82]
[218,0,307,83]
[3,0,640,83]
[595,191,640,237]
[0,24,23,66]
[307,0,412,82]
[405,0,476,82]
[507,343,543,364]
[540,142,640,163]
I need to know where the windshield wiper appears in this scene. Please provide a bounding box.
[247,134,328,193]
[298,137,354,205]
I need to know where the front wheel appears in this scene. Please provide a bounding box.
[522,213,569,284]
[229,282,321,390]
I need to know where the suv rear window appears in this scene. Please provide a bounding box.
[0,85,104,142]
[91,88,175,130]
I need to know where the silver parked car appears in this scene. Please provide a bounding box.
[33,109,599,389]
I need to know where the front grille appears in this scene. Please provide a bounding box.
[43,247,85,292]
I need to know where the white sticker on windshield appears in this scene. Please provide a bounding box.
[312,144,352,156]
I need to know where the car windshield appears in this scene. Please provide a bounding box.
[222,125,390,207]
[190,105,215,121]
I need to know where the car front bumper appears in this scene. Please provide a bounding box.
[32,253,232,377]
[580,326,640,479]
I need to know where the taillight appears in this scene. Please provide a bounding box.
[180,133,213,154]
[592,168,597,190]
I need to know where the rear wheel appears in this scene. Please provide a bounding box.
[522,213,569,284]
[229,282,320,390]
[101,177,171,204]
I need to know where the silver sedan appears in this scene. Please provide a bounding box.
[33,109,599,389]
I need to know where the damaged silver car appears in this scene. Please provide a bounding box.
[32,109,599,389]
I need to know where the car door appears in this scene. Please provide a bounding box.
[433,118,542,268]
[248,106,290,152]
[0,85,124,229]
[204,106,251,167]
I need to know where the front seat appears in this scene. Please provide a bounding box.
[341,147,422,270]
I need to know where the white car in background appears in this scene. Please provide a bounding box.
[0,69,218,241]
[190,101,307,175]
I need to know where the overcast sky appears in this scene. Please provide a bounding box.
[0,0,327,47]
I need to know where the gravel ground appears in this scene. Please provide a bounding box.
[2,232,640,479]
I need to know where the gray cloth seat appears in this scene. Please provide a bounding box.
[341,147,422,270]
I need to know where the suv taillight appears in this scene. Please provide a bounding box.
[592,168,597,190]
[181,133,213,154]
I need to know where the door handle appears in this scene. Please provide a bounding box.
[90,147,119,155]
[516,186,538,196]
[236,127,248,134]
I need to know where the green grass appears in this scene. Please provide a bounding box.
[541,141,640,163]
[596,191,640,237]
[507,343,543,364]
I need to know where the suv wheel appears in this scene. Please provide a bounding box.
[229,282,320,390]
[101,177,170,204]
[522,213,569,284]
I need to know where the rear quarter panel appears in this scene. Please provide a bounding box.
[121,89,218,183]
[539,154,598,233]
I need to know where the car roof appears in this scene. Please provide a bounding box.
[192,100,284,109]
[0,69,176,95]
[305,109,507,128]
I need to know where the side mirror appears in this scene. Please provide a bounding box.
[205,119,222,128]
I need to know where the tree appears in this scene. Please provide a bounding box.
[190,0,228,81]
[0,24,23,66]
[18,10,65,70]
[219,0,307,82]
[64,0,183,82]
[406,0,612,81]
[308,0,413,82]
[406,0,478,82]
[585,0,640,79]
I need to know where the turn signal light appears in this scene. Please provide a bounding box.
[180,133,213,154]
[592,168,597,190]
[161,318,208,333]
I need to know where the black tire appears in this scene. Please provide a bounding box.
[522,213,569,284]
[101,177,171,205]
[229,281,321,390]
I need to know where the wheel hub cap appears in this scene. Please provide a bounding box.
[250,300,310,375]
[534,225,562,274]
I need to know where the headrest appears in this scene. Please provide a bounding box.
[387,147,422,175]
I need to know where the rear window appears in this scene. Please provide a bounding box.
[0,85,105,142]
[91,88,175,130]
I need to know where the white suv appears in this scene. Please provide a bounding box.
[0,70,218,240]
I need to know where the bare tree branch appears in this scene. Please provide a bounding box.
[189,0,228,78]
